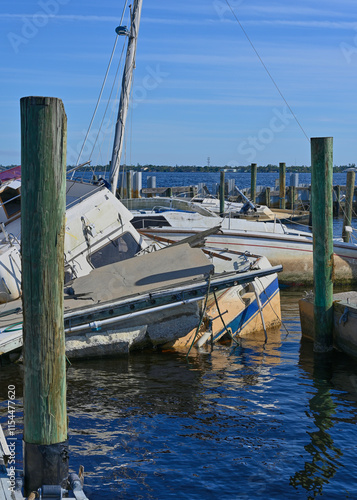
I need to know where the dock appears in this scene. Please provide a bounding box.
[119,170,357,219]
[299,291,357,359]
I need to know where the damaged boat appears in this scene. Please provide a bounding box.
[0,234,282,361]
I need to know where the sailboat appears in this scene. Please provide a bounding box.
[0,0,283,361]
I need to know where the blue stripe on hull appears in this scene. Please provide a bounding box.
[213,277,280,341]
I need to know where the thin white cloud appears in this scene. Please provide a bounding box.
[244,19,357,29]
[1,13,355,31]
[132,97,300,107]
[0,14,119,22]
[241,5,351,18]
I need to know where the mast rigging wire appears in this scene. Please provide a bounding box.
[224,0,310,143]
[89,42,127,165]
[76,0,129,167]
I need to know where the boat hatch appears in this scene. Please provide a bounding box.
[88,232,142,269]
[0,187,21,219]
[131,215,171,229]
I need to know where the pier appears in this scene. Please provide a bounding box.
[118,169,357,218]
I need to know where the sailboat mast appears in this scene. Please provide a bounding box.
[109,0,143,195]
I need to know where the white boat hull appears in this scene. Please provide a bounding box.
[139,227,357,286]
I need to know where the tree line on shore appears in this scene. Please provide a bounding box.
[1,163,355,173]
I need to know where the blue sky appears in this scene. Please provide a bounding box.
[1,0,356,167]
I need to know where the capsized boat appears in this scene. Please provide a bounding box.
[0,237,282,360]
[0,0,282,361]
[0,181,152,303]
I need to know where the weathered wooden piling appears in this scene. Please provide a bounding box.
[219,170,225,216]
[311,137,334,352]
[333,185,340,217]
[308,186,313,228]
[21,96,68,494]
[250,163,257,203]
[342,170,356,243]
[279,162,286,209]
[126,170,132,199]
[265,187,271,207]
[289,185,296,211]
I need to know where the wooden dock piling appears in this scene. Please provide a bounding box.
[250,163,257,203]
[342,170,356,243]
[219,170,225,216]
[265,187,271,207]
[308,186,313,228]
[333,185,340,217]
[289,185,296,211]
[126,170,132,199]
[279,162,286,209]
[311,137,334,352]
[20,96,68,494]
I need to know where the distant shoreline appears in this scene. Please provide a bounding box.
[1,163,355,173]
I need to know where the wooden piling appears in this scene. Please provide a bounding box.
[250,163,257,203]
[311,137,334,352]
[20,96,68,494]
[279,162,286,209]
[265,187,271,207]
[333,185,340,217]
[308,186,313,228]
[219,170,225,216]
[126,170,132,199]
[342,170,356,243]
[289,185,296,211]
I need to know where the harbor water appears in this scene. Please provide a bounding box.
[74,170,356,196]
[1,289,357,499]
[1,171,357,499]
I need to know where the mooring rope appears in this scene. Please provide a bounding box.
[212,289,239,345]
[186,274,212,359]
[257,277,290,336]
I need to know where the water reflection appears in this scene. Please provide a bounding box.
[290,340,356,497]
[1,293,357,499]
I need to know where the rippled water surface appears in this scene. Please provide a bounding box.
[1,170,357,498]
[1,290,357,499]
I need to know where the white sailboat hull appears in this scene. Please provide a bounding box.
[138,226,357,286]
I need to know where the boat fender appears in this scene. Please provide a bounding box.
[339,307,349,326]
